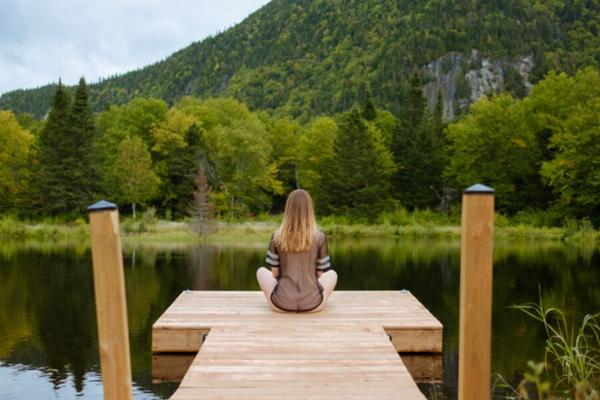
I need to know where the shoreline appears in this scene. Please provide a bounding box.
[0,217,597,246]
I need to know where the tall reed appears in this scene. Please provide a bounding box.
[511,298,600,399]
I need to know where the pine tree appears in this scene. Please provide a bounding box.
[159,123,205,217]
[408,92,447,209]
[361,90,377,121]
[431,90,448,205]
[400,71,427,131]
[318,110,392,218]
[37,80,71,215]
[391,70,439,209]
[67,77,98,213]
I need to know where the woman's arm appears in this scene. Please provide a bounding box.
[265,236,281,278]
[316,234,331,278]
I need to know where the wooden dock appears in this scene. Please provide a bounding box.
[152,291,443,399]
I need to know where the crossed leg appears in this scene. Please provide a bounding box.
[256,267,338,313]
[256,267,285,312]
[309,270,338,313]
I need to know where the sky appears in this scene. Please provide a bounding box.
[0,0,271,95]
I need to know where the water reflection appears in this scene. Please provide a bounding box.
[0,239,598,399]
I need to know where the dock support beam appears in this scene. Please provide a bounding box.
[458,184,495,400]
[88,200,133,400]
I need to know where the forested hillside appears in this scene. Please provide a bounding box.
[2,67,600,226]
[2,0,600,119]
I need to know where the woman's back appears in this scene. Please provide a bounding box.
[256,189,337,313]
[267,231,330,312]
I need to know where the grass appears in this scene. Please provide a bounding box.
[513,302,600,398]
[0,215,89,240]
[494,296,600,399]
[0,209,598,245]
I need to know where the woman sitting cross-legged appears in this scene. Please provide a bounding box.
[256,189,337,313]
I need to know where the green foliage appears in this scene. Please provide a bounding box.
[97,97,168,144]
[35,79,99,216]
[360,90,376,121]
[265,117,302,211]
[446,67,600,222]
[150,111,202,216]
[5,0,600,119]
[504,66,528,98]
[535,69,600,225]
[0,216,89,240]
[512,300,600,399]
[15,112,43,136]
[494,360,552,400]
[373,110,397,148]
[108,136,160,218]
[392,72,446,209]
[562,218,600,244]
[0,111,35,213]
[446,93,543,213]
[173,97,282,215]
[139,207,158,233]
[318,110,394,219]
[96,97,169,174]
[3,65,600,226]
[509,209,562,228]
[376,207,460,227]
[296,116,338,199]
[66,78,98,212]
[36,81,73,215]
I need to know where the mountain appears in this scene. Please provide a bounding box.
[2,0,600,120]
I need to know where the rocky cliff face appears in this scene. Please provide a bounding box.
[422,49,533,120]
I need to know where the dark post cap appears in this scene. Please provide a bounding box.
[87,200,118,212]
[464,183,495,195]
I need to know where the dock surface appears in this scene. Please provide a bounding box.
[152,291,442,399]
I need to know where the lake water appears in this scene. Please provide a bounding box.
[0,238,598,399]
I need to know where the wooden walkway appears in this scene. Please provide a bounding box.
[152,291,443,399]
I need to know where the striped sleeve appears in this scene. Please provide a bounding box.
[316,234,331,272]
[265,236,280,269]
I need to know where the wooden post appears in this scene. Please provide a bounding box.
[88,200,133,400]
[458,184,495,400]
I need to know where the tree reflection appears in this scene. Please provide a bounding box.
[0,239,597,399]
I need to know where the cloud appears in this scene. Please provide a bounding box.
[0,0,270,94]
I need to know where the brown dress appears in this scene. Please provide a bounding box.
[265,231,331,312]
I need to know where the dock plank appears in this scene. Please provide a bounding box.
[152,291,442,399]
[153,291,442,354]
[171,326,426,399]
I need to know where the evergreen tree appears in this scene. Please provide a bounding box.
[162,123,205,217]
[66,77,98,213]
[432,90,444,134]
[399,71,427,132]
[391,71,426,208]
[318,110,392,218]
[410,92,446,209]
[37,80,71,215]
[361,90,377,121]
[391,71,445,209]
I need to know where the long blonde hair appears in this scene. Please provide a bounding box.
[274,189,319,252]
